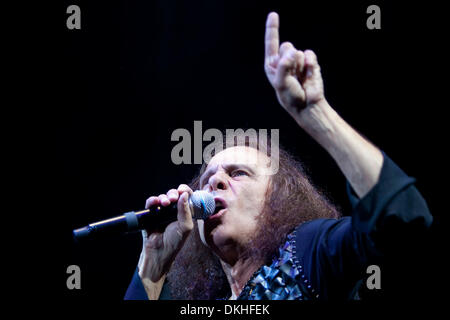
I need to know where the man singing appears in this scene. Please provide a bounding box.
[124,12,432,300]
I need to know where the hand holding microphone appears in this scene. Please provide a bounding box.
[73,184,215,298]
[73,186,215,240]
[138,184,197,287]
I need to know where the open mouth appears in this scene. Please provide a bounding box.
[210,197,227,219]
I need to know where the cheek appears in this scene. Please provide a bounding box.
[238,187,267,217]
[227,200,262,236]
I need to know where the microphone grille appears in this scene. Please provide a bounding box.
[190,190,215,219]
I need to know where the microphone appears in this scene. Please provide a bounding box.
[73,190,215,241]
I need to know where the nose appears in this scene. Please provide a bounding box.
[208,171,227,191]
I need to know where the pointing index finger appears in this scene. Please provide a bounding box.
[265,12,280,61]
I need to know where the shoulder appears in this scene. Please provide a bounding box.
[292,217,352,258]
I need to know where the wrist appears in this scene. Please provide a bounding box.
[295,98,330,125]
[294,99,341,147]
[138,258,164,283]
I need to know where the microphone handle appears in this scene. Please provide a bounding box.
[73,202,179,241]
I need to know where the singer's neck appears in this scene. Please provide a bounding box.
[220,257,262,300]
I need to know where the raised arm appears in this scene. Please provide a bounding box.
[264,12,383,198]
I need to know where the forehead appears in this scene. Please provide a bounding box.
[205,146,270,171]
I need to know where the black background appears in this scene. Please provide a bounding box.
[31,0,446,308]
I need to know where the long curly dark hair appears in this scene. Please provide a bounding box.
[167,133,341,299]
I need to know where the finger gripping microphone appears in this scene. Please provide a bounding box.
[73,190,215,241]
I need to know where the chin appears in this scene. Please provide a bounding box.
[206,226,232,250]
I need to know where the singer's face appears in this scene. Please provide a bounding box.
[197,146,272,261]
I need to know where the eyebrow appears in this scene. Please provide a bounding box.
[199,163,256,188]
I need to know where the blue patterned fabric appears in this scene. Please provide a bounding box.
[237,231,318,300]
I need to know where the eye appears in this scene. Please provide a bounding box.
[231,170,248,178]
